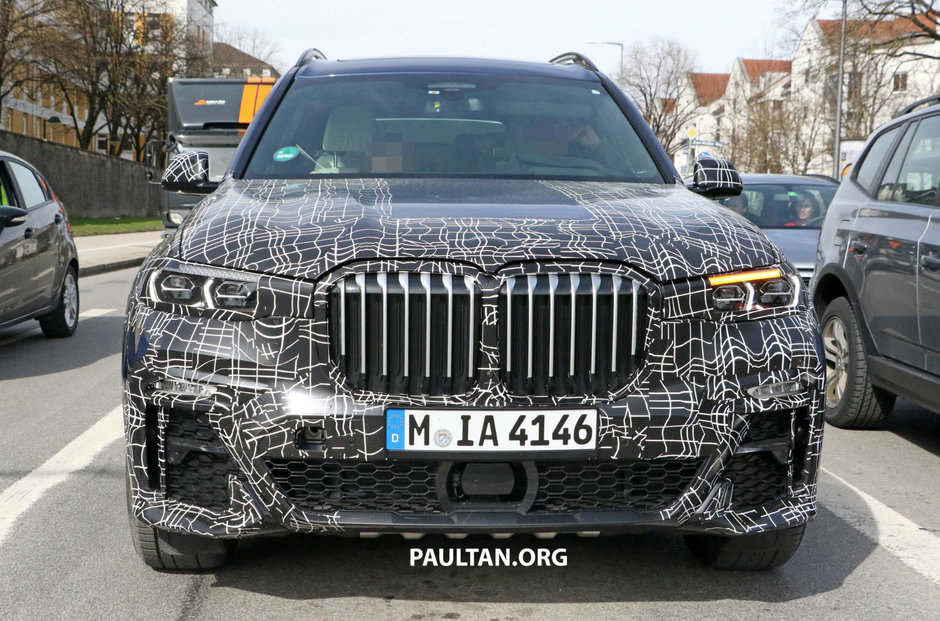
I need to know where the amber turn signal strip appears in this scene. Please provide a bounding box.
[708,268,782,287]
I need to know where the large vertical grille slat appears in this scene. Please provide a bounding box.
[329,269,647,398]
[499,273,646,397]
[330,272,480,396]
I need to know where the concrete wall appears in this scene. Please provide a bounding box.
[0,129,161,218]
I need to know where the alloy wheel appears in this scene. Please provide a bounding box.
[822,315,849,408]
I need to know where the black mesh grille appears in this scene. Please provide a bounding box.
[165,409,238,511]
[725,452,789,509]
[166,410,222,447]
[530,459,703,513]
[499,274,646,397]
[166,453,238,511]
[744,410,792,442]
[266,459,701,515]
[329,272,480,396]
[265,460,444,514]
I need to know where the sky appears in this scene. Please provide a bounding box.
[212,0,839,78]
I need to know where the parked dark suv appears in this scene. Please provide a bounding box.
[124,52,825,571]
[813,95,940,428]
[0,151,79,337]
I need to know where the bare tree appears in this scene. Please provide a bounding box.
[0,0,60,119]
[856,1,940,58]
[214,23,283,71]
[34,0,207,155]
[618,38,699,156]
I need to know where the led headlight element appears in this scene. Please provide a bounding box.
[707,267,800,313]
[149,262,261,314]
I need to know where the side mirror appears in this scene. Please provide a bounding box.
[161,152,219,194]
[0,205,28,227]
[690,157,743,199]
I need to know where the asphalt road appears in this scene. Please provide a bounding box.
[1,268,938,621]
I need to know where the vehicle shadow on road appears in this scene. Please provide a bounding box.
[0,315,123,380]
[885,400,940,457]
[208,505,873,604]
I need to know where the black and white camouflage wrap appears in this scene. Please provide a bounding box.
[123,178,825,539]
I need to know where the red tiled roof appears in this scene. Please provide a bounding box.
[660,97,676,115]
[816,15,934,50]
[740,59,793,84]
[689,73,730,105]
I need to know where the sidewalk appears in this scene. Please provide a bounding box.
[75,230,165,277]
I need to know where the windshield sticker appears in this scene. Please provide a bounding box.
[273,146,299,162]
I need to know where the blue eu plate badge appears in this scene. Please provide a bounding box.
[386,409,405,450]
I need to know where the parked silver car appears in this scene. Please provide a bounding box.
[0,151,79,337]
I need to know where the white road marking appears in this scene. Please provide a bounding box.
[79,242,157,253]
[0,406,123,546]
[79,308,116,319]
[0,308,117,347]
[821,467,940,584]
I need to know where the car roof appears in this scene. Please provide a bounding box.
[294,56,601,82]
[740,173,839,186]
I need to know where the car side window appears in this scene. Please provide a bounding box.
[893,114,940,206]
[8,162,49,209]
[854,125,900,194]
[0,164,17,207]
[875,122,915,201]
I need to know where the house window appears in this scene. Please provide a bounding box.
[893,72,908,92]
[847,72,863,99]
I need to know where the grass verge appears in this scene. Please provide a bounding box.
[70,216,164,236]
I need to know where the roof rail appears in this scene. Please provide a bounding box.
[896,94,940,117]
[294,48,328,67]
[548,52,599,72]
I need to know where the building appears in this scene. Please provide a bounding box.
[212,42,280,79]
[673,14,940,176]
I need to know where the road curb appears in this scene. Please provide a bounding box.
[79,257,146,278]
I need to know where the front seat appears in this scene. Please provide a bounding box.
[315,105,375,173]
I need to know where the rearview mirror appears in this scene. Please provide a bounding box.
[0,205,28,227]
[690,157,743,199]
[161,151,219,194]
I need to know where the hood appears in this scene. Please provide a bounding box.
[177,178,782,282]
[761,227,820,271]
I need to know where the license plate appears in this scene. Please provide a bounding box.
[386,409,597,452]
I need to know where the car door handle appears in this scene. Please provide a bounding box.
[849,240,868,254]
[54,213,63,224]
[24,227,34,239]
[922,255,940,271]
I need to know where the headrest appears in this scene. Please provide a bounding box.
[322,105,375,152]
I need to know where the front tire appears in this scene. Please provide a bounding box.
[819,297,894,428]
[39,265,79,337]
[684,524,806,570]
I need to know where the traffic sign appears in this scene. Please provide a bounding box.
[691,138,723,148]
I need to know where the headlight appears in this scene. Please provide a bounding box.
[708,267,800,313]
[167,211,184,226]
[149,263,260,314]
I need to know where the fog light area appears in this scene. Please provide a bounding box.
[747,380,804,399]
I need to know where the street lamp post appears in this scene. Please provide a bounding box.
[833,0,847,179]
[586,40,624,80]
[43,116,61,142]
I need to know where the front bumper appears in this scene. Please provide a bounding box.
[123,289,825,540]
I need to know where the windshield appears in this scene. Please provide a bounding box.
[718,182,837,229]
[243,74,663,182]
